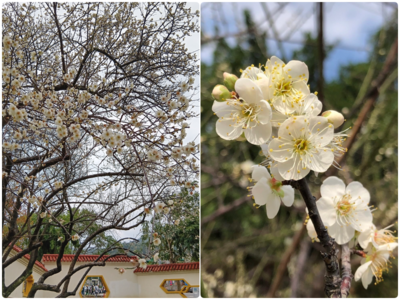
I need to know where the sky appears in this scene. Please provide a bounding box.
[201,2,397,81]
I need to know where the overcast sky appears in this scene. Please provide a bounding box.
[201,2,396,81]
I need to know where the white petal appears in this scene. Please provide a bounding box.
[306,221,318,240]
[358,226,374,249]
[376,242,398,252]
[352,209,373,232]
[266,195,281,219]
[297,94,314,115]
[278,156,310,181]
[272,97,296,114]
[241,66,261,80]
[260,143,270,157]
[316,197,336,227]
[320,176,346,199]
[311,97,322,116]
[361,265,374,289]
[306,150,334,173]
[292,81,310,98]
[346,181,370,205]
[308,116,334,147]
[278,115,306,140]
[354,261,372,283]
[268,138,292,162]
[266,56,284,72]
[280,186,294,207]
[216,119,243,140]
[284,60,309,82]
[255,77,271,100]
[212,100,239,118]
[244,122,272,145]
[300,94,321,116]
[270,164,285,181]
[235,78,263,105]
[257,100,272,124]
[252,178,270,206]
[329,222,355,245]
[271,110,288,127]
[252,165,271,181]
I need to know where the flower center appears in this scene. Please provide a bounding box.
[367,252,390,285]
[294,139,309,153]
[231,100,261,129]
[336,194,354,216]
[241,103,258,117]
[274,78,292,96]
[269,178,284,197]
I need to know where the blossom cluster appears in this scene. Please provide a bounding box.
[211,56,347,217]
[306,176,397,288]
[212,56,347,181]
[210,56,397,290]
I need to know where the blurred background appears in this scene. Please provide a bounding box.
[200,2,398,298]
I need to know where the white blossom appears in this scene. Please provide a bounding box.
[212,78,272,145]
[268,116,335,180]
[354,243,398,289]
[316,176,373,245]
[138,258,147,269]
[250,165,294,219]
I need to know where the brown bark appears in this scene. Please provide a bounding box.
[340,244,352,298]
[290,178,341,298]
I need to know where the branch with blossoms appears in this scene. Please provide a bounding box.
[210,56,397,297]
[2,2,199,298]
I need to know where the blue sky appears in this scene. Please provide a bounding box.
[201,2,397,82]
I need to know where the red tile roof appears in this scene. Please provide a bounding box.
[42,254,135,263]
[134,262,199,273]
[12,245,48,272]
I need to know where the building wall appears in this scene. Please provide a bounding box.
[4,250,45,298]
[5,259,199,298]
[42,262,199,298]
[135,270,199,298]
[42,262,140,298]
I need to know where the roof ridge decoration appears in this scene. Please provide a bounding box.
[134,262,199,273]
[41,253,136,263]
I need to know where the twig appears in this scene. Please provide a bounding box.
[290,238,311,297]
[340,244,352,298]
[266,221,305,297]
[351,249,366,258]
[290,178,341,298]
[201,196,249,225]
[260,3,286,61]
[327,37,398,172]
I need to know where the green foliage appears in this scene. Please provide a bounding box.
[143,189,199,263]
[23,208,123,259]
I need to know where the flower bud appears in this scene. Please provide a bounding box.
[322,110,344,129]
[223,72,238,91]
[212,84,231,101]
